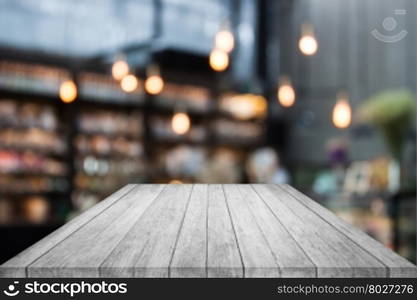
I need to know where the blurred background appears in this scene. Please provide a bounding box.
[0,0,416,264]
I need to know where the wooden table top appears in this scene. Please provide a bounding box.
[1,184,416,278]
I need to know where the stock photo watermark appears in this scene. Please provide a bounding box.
[371,9,407,43]
[2,280,128,298]
[3,281,20,297]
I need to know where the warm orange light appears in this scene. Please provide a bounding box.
[332,92,352,129]
[209,49,229,72]
[221,94,267,120]
[145,75,164,95]
[169,179,183,184]
[112,60,129,81]
[215,30,234,53]
[299,23,318,56]
[278,77,296,107]
[120,74,138,92]
[59,80,77,103]
[299,36,318,56]
[172,112,191,135]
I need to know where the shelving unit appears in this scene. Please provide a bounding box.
[0,98,69,228]
[0,49,415,264]
[143,69,266,184]
[145,77,215,184]
[0,57,268,222]
[72,104,147,211]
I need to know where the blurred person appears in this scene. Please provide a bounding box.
[246,147,290,184]
[197,148,242,183]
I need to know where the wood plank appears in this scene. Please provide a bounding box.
[4,183,415,278]
[271,184,390,276]
[27,184,164,277]
[0,184,135,278]
[170,184,208,278]
[223,184,279,277]
[207,184,243,277]
[281,184,417,277]
[253,184,387,277]
[101,184,193,277]
[238,185,316,277]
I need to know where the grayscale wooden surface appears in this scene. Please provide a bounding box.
[1,184,416,278]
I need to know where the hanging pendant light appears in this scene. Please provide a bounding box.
[112,55,129,81]
[332,91,352,129]
[59,80,77,103]
[277,76,296,107]
[145,64,164,95]
[120,74,138,93]
[298,23,318,56]
[209,21,233,72]
[172,112,191,135]
[209,48,229,72]
[215,29,234,53]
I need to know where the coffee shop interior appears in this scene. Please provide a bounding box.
[0,0,416,264]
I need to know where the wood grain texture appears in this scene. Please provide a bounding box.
[2,184,416,278]
[237,184,316,277]
[253,184,387,277]
[170,184,208,278]
[101,184,192,277]
[132,184,192,277]
[28,185,164,277]
[0,184,135,277]
[207,184,243,277]
[281,184,417,278]
[223,184,279,277]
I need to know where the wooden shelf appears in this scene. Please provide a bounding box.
[0,67,268,230]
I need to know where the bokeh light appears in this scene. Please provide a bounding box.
[59,80,77,103]
[172,112,191,135]
[215,30,234,53]
[332,93,352,129]
[209,49,229,72]
[112,60,129,81]
[145,75,164,95]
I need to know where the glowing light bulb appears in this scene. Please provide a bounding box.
[299,36,318,56]
[277,77,296,107]
[209,49,229,72]
[145,75,164,95]
[59,80,77,103]
[332,92,352,129]
[215,30,234,53]
[299,23,318,56]
[172,112,191,135]
[112,60,129,81]
[120,74,138,93]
